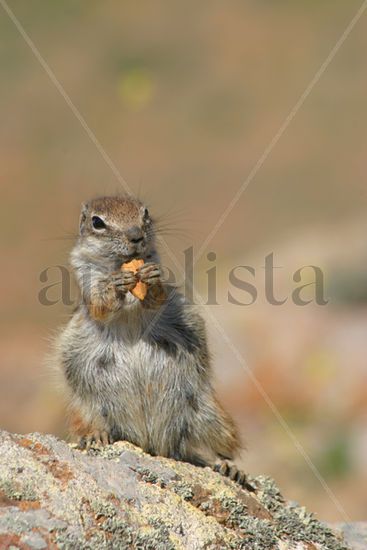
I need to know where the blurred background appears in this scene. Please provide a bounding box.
[0,0,366,522]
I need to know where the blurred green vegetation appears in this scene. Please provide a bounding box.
[317,434,352,480]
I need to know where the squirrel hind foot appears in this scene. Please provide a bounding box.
[78,430,113,451]
[213,460,256,492]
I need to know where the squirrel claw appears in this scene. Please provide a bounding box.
[112,271,137,294]
[213,460,255,492]
[138,263,161,286]
[78,430,112,451]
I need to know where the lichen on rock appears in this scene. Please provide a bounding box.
[0,430,351,549]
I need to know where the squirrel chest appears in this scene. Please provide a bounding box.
[62,307,196,416]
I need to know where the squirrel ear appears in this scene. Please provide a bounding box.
[141,205,150,220]
[79,203,88,234]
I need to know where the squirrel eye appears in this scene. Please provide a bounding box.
[143,208,150,220]
[92,216,106,230]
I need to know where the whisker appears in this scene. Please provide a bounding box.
[42,234,78,242]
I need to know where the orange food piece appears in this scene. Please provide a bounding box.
[122,259,147,301]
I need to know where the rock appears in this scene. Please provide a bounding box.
[335,524,367,550]
[0,430,350,549]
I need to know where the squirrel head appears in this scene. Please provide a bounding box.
[76,195,156,264]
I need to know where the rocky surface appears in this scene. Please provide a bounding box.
[0,430,351,549]
[335,524,367,550]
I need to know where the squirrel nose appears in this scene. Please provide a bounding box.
[126,226,144,244]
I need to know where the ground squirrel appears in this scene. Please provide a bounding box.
[54,195,250,488]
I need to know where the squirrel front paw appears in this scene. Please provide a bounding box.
[137,262,161,286]
[111,270,137,294]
